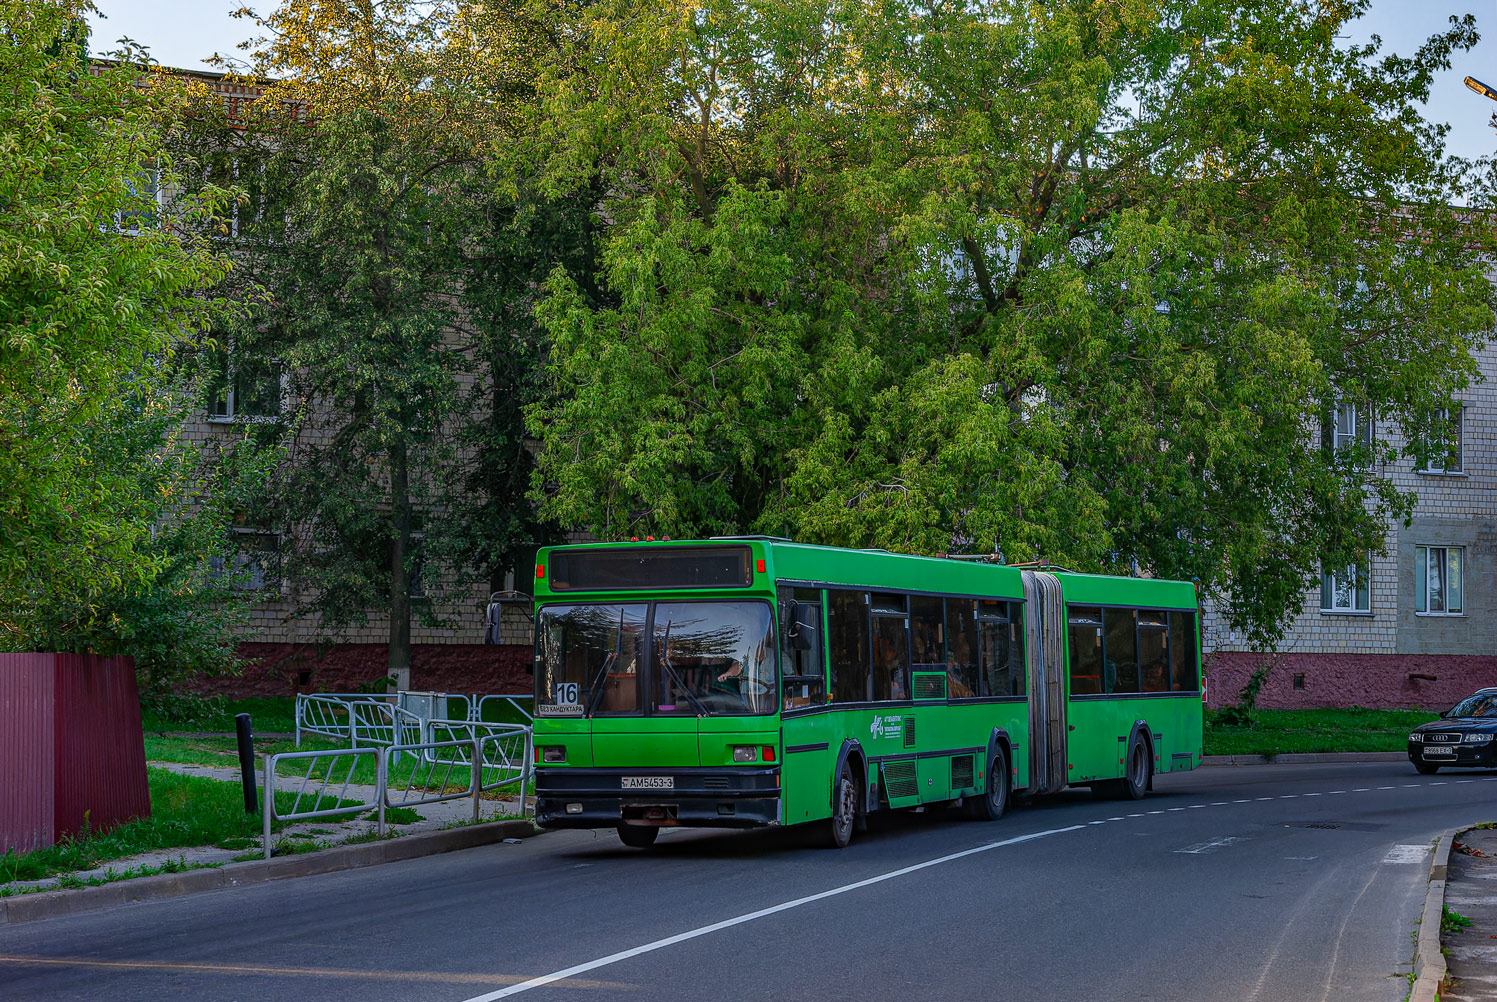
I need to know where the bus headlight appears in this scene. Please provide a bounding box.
[732,745,758,762]
[542,746,566,763]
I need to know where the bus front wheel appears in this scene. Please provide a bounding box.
[617,825,659,848]
[966,747,1009,821]
[825,764,858,848]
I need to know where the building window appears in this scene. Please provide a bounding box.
[1415,406,1463,474]
[208,356,284,423]
[209,530,280,593]
[1415,545,1462,615]
[114,167,161,234]
[1326,400,1372,456]
[1320,560,1370,614]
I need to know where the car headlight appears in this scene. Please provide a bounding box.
[1463,733,1493,744]
[1409,733,1424,743]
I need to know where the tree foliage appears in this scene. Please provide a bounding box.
[187,0,581,677]
[527,0,1496,645]
[0,1,255,689]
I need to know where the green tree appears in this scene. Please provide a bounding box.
[196,0,573,684]
[0,1,253,693]
[528,0,1495,645]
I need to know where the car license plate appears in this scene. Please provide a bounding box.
[622,776,673,790]
[1424,746,1456,757]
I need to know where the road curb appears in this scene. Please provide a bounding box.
[1201,752,1407,767]
[0,818,538,927]
[1410,829,1460,1002]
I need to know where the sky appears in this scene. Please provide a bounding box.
[88,1,1497,162]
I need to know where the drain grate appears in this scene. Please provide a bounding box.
[1304,823,1341,830]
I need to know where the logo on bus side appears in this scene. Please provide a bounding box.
[870,715,903,740]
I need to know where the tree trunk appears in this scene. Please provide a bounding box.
[388,439,412,692]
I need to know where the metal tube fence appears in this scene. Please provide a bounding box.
[262,746,384,860]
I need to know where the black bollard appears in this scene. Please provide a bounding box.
[235,713,258,814]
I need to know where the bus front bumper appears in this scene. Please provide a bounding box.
[535,767,781,830]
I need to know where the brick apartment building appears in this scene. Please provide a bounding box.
[163,66,536,699]
[1203,335,1497,711]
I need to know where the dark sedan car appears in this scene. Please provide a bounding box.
[1408,689,1497,774]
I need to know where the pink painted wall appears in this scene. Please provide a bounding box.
[0,655,55,853]
[0,653,149,853]
[1206,652,1497,711]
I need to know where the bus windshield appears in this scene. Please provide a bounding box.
[535,601,776,717]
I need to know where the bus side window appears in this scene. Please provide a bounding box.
[1168,611,1198,691]
[778,587,826,708]
[1138,610,1169,693]
[977,599,1009,697]
[945,599,979,698]
[1104,608,1139,694]
[1067,607,1103,696]
[1008,604,1027,697]
[827,589,871,703]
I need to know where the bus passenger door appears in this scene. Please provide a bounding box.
[779,587,832,825]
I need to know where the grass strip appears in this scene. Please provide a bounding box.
[0,768,355,885]
[1205,708,1437,756]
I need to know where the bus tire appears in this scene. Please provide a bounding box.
[825,764,858,848]
[1117,735,1151,800]
[617,825,659,848]
[966,746,1009,821]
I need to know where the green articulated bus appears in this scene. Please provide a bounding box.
[530,538,1204,848]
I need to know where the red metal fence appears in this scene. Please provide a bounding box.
[0,654,150,853]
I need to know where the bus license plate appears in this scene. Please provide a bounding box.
[1424,747,1456,757]
[622,777,673,790]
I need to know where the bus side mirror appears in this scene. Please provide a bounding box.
[786,601,819,651]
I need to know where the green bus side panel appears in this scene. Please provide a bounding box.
[1065,695,1203,783]
[782,713,834,824]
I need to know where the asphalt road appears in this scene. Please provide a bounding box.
[2,761,1488,1002]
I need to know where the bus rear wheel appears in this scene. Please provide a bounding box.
[1116,736,1151,800]
[965,746,1009,821]
[825,764,858,848]
[617,825,659,848]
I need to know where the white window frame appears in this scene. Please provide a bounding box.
[1415,406,1463,475]
[1415,544,1463,616]
[1320,559,1371,614]
[113,167,163,235]
[1330,401,1372,453]
[209,529,281,594]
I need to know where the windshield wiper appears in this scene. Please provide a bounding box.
[658,620,708,716]
[584,608,626,716]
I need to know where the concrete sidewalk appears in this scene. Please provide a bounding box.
[1438,825,1497,1001]
[1,759,527,898]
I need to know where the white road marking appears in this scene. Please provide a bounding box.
[1169,807,1186,811]
[1377,786,1395,790]
[1108,817,1126,821]
[1211,802,1230,806]
[1233,799,1251,803]
[1148,810,1164,815]
[1326,790,1347,795]
[1089,820,1106,825]
[1303,793,1322,797]
[1188,804,1206,809]
[1284,856,1319,860]
[1280,795,1298,799]
[1383,844,1430,865]
[1431,782,1448,786]
[1176,836,1245,855]
[1257,797,1274,801]
[1458,780,1475,784]
[457,825,1087,1000]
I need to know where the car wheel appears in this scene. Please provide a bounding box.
[617,824,659,848]
[1414,761,1440,776]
